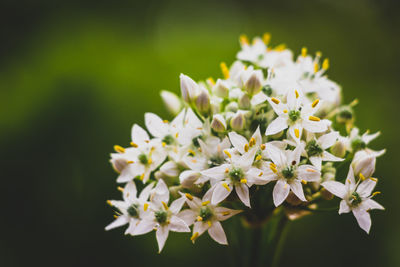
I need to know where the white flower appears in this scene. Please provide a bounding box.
[346,128,385,155]
[179,192,242,245]
[303,131,343,170]
[351,149,383,179]
[133,179,190,252]
[265,89,328,143]
[262,143,321,206]
[180,74,199,103]
[322,166,384,233]
[160,90,182,115]
[105,181,154,234]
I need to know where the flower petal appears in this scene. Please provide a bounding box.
[201,164,230,181]
[208,221,228,245]
[289,180,306,202]
[156,226,170,252]
[105,216,129,231]
[352,208,371,234]
[178,209,197,226]
[211,181,233,205]
[235,184,251,207]
[357,178,377,197]
[214,207,242,221]
[132,219,156,236]
[309,156,322,170]
[145,113,168,138]
[169,215,190,232]
[273,179,290,207]
[321,151,343,162]
[228,131,248,154]
[318,131,339,149]
[362,199,384,211]
[321,181,347,199]
[297,165,321,182]
[339,200,351,214]
[131,124,150,145]
[265,117,288,136]
[123,181,137,202]
[138,182,155,202]
[169,196,186,214]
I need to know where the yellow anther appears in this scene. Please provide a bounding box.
[114,145,125,153]
[140,173,145,181]
[185,193,194,200]
[249,137,256,147]
[255,155,262,161]
[197,216,203,221]
[271,97,280,104]
[207,77,216,85]
[301,179,307,185]
[295,90,299,98]
[223,150,232,158]
[258,172,263,177]
[202,201,210,206]
[270,162,276,168]
[270,166,278,173]
[301,47,307,57]
[274,44,286,51]
[143,203,149,211]
[144,140,150,143]
[260,144,266,150]
[240,179,247,184]
[316,51,322,57]
[162,201,169,210]
[222,182,231,192]
[191,159,197,163]
[347,179,351,184]
[162,142,166,147]
[284,183,288,189]
[113,215,119,219]
[283,109,288,113]
[322,58,329,70]
[313,62,319,73]
[372,191,381,197]
[191,232,199,242]
[306,168,317,172]
[106,200,113,206]
[130,142,138,148]
[175,132,179,138]
[244,143,249,152]
[222,211,230,216]
[207,221,212,227]
[311,99,320,108]
[239,34,249,45]
[309,116,321,122]
[147,158,153,164]
[370,177,378,182]
[163,120,169,123]
[262,32,271,44]
[220,62,230,79]
[188,149,196,156]
[117,186,124,192]
[359,173,366,181]
[127,160,134,164]
[294,128,300,138]
[225,168,229,173]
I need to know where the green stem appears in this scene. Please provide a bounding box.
[271,217,290,267]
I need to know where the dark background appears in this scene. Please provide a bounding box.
[1,0,399,266]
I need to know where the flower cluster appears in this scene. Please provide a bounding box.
[105,33,385,252]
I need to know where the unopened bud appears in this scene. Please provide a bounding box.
[160,90,182,115]
[225,102,238,113]
[179,170,201,188]
[352,150,376,178]
[238,93,251,109]
[244,73,262,95]
[337,106,354,123]
[330,138,346,158]
[230,111,245,131]
[213,79,229,98]
[211,114,226,133]
[180,73,198,103]
[195,87,210,113]
[159,161,180,177]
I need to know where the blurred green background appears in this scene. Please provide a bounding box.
[1,0,399,266]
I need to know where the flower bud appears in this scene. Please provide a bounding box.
[230,111,245,131]
[238,93,251,109]
[211,114,226,133]
[352,150,376,178]
[244,72,262,95]
[213,79,229,98]
[330,138,346,158]
[160,90,182,115]
[225,101,238,113]
[159,161,180,177]
[336,106,354,124]
[210,96,222,114]
[195,87,210,113]
[179,170,201,188]
[180,73,198,103]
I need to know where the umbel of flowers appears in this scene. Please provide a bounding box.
[105,33,385,253]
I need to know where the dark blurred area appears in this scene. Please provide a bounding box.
[1,0,399,266]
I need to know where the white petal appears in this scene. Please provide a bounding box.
[302,120,327,133]
[125,218,139,235]
[105,216,129,231]
[251,92,268,106]
[169,216,190,232]
[273,180,290,207]
[288,124,303,144]
[160,161,180,177]
[201,164,229,180]
[156,226,170,252]
[193,221,209,237]
[123,182,137,202]
[297,165,321,182]
[152,179,169,204]
[287,143,303,165]
[265,117,288,136]
[321,181,347,199]
[265,143,287,167]
[339,200,351,214]
[237,149,257,170]
[321,151,343,162]
[145,113,168,138]
[251,127,262,145]
[131,124,150,145]
[179,170,201,188]
[208,221,228,245]
[169,196,186,214]
[309,156,322,170]
[357,179,377,197]
[289,180,306,202]
[228,131,248,154]
[362,131,380,144]
[214,207,242,221]
[345,166,356,191]
[235,184,251,207]
[363,199,384,211]
[132,219,156,236]
[318,131,339,149]
[352,208,371,234]
[178,210,197,226]
[138,182,155,202]
[212,181,233,205]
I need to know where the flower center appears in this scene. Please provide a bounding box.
[138,153,149,165]
[288,110,301,122]
[229,167,244,182]
[282,166,296,180]
[155,210,168,224]
[306,140,323,157]
[199,206,213,221]
[351,138,366,152]
[349,192,362,207]
[127,204,139,218]
[162,135,175,145]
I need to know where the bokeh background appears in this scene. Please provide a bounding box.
[1,0,399,266]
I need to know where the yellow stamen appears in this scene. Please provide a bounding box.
[294,128,300,138]
[311,99,319,108]
[271,97,280,104]
[143,203,149,211]
[316,51,322,57]
[239,34,249,45]
[306,168,317,172]
[222,211,230,216]
[117,186,124,192]
[185,193,194,200]
[163,120,169,123]
[144,140,150,143]
[188,149,196,156]
[260,144,266,150]
[258,172,263,177]
[255,155,262,161]
[370,177,378,182]
[347,179,351,184]
[283,109,288,113]
[175,132,179,138]
[359,173,366,181]
[162,142,166,147]
[127,160,134,164]
[270,166,278,173]
[113,215,119,219]
[114,145,125,153]
[223,150,232,158]
[372,191,381,197]
[140,173,145,181]
[249,137,256,147]
[191,159,197,163]
[262,32,271,44]
[162,201,169,210]
[222,182,231,192]
[197,216,203,221]
[207,221,212,227]
[244,144,249,152]
[301,179,307,185]
[240,179,247,184]
[322,58,329,70]
[301,47,307,57]
[202,201,210,206]
[270,163,276,168]
[284,183,288,189]
[225,168,229,173]
[207,77,216,85]
[274,44,286,51]
[106,200,112,206]
[147,158,153,164]
[130,142,138,148]
[313,62,319,73]
[191,232,199,242]
[220,62,230,79]
[309,116,320,122]
[295,90,299,98]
